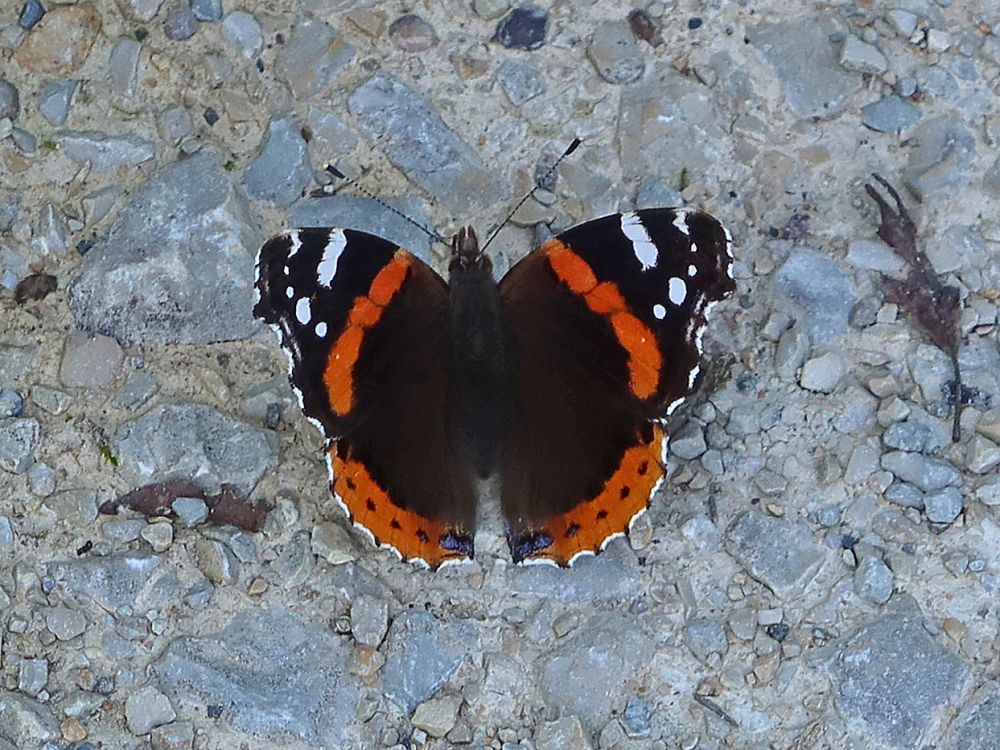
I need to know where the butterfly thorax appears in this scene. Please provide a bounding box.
[447,227,510,478]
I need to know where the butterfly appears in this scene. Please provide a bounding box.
[253,204,734,568]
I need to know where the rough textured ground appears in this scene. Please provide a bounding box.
[2,0,1000,748]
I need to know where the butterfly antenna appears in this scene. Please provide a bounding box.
[322,164,448,245]
[479,137,582,256]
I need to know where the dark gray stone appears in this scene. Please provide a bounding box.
[190,0,222,22]
[881,452,961,492]
[114,403,279,495]
[0,418,39,474]
[18,0,46,30]
[57,131,155,172]
[840,35,888,74]
[0,80,19,120]
[861,96,921,134]
[154,608,365,746]
[949,684,1000,750]
[747,18,858,119]
[883,422,932,452]
[109,39,142,98]
[924,487,964,524]
[388,14,438,52]
[726,512,826,598]
[492,5,548,50]
[69,150,261,345]
[683,616,728,661]
[0,389,23,418]
[348,76,503,214]
[242,115,311,208]
[383,611,479,712]
[885,482,925,510]
[38,80,78,126]
[48,551,180,612]
[164,3,197,40]
[773,249,854,344]
[854,556,894,604]
[275,17,354,99]
[620,696,652,739]
[497,59,546,106]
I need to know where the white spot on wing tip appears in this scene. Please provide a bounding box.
[620,212,658,271]
[672,211,690,237]
[438,556,474,570]
[315,321,327,337]
[295,296,311,324]
[317,229,347,287]
[653,303,667,320]
[668,277,687,305]
[518,556,560,568]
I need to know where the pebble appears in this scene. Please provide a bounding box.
[121,0,164,22]
[274,17,355,99]
[304,106,358,164]
[903,115,976,198]
[125,686,175,735]
[883,422,932,452]
[854,556,894,604]
[350,594,389,647]
[46,607,87,641]
[150,721,195,749]
[171,496,209,527]
[620,696,652,738]
[885,482,925,510]
[410,694,461,738]
[12,2,102,74]
[535,715,592,750]
[164,3,197,40]
[109,39,142,98]
[966,435,1000,474]
[726,512,825,598]
[388,14,438,52]
[881,452,961,492]
[44,488,98,524]
[114,403,278,495]
[157,104,193,146]
[0,417,39,474]
[773,250,854,344]
[38,79,79,126]
[861,96,921,134]
[69,150,262,344]
[221,11,262,62]
[141,521,173,552]
[634,176,683,209]
[310,522,355,565]
[383,611,479,712]
[18,0,46,30]
[59,332,124,390]
[0,388,24,418]
[840,35,889,74]
[116,369,158,410]
[492,5,548,50]
[924,487,964,524]
[587,20,645,84]
[473,0,509,20]
[58,131,156,172]
[190,0,222,22]
[28,462,55,496]
[887,9,918,37]
[242,114,311,208]
[799,352,847,393]
[0,80,19,121]
[670,420,707,459]
[348,76,502,214]
[18,658,49,696]
[747,19,857,119]
[683,616,728,661]
[497,59,546,106]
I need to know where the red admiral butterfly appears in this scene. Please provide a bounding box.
[254,197,734,568]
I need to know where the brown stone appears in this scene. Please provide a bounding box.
[13,3,102,75]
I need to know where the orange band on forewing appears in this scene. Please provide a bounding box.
[323,250,413,416]
[543,241,662,400]
[330,445,470,568]
[524,423,665,565]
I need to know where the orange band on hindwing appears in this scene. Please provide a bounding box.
[323,250,413,416]
[542,239,662,400]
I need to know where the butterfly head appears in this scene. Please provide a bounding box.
[448,226,492,274]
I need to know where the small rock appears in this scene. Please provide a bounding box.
[800,351,847,393]
[38,79,79,126]
[0,516,13,546]
[58,131,156,172]
[726,512,826,598]
[620,696,652,738]
[966,435,1000,474]
[125,686,176,735]
[195,538,238,584]
[0,417,39,474]
[497,59,546,106]
[854,557,894,604]
[44,488,98,523]
[492,5,548,50]
[59,332,124,390]
[18,0,46,30]
[924,487,964,524]
[0,80,20,121]
[121,0,165,22]
[473,0,509,20]
[46,608,87,640]
[634,176,683,209]
[885,482,926,510]
[18,658,48,696]
[141,521,173,552]
[157,104,193,145]
[304,106,358,164]
[903,116,976,198]
[274,17,354,99]
[164,3,197,40]
[109,38,142,98]
[171,496,209,527]
[671,420,707,459]
[242,114,311,208]
[881,452,961,492]
[840,35,889,74]
[883,422,932,452]
[150,721,195,750]
[311,522,355,565]
[190,0,222,22]
[773,250,854,343]
[887,9,918,37]
[845,445,879,484]
[587,20,645,84]
[350,593,389,647]
[926,29,951,53]
[0,388,24,418]
[683,616,728,661]
[12,2,102,75]
[861,96,921,134]
[116,369,158,410]
[221,11,262,61]
[535,715,592,750]
[411,695,462,738]
[27,462,56,496]
[388,14,438,52]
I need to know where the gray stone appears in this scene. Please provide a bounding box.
[861,96,921,134]
[887,9,918,37]
[748,18,858,119]
[587,21,644,84]
[845,445,879,484]
[885,482,925,510]
[903,116,976,199]
[154,607,363,745]
[535,715,592,750]
[884,422,932,452]
[275,17,354,99]
[492,5,548,50]
[410,694,461,738]
[290,195,437,264]
[634,176,683,209]
[190,0,222,22]
[125,685,175,735]
[45,607,87,641]
[49,551,180,611]
[620,696,652,739]
[508,551,642,602]
[142,520,174,552]
[846,238,905,272]
[310,522,355,565]
[150,721,194,750]
[540,613,654,732]
[157,105,192,145]
[221,11,262,61]
[383,611,479,712]
[38,80,78,126]
[0,189,19,232]
[102,518,146,543]
[388,14,438,52]
[194,538,238,584]
[0,80,19,120]
[115,403,278,495]
[164,3,197,40]
[35,202,66,256]
[773,250,854,344]
[0,692,59,746]
[27,462,55,496]
[304,106,357,164]
[59,331,124,390]
[497,59,546,106]
[840,36,889,74]
[17,659,48,696]
[116,369,158,410]
[774,321,810,380]
[82,184,121,226]
[618,67,728,179]
[44,488,98,524]
[683,616,728,661]
[348,75,503,214]
[473,0,509,20]
[0,516,12,546]
[854,557,894,604]
[0,417,39,474]
[828,600,968,747]
[0,388,23,417]
[350,594,389,648]
[948,685,1000,750]
[18,0,46,30]
[924,487,964,524]
[69,150,261,345]
[799,352,847,393]
[242,115,311,208]
[57,131,156,172]
[10,128,36,154]
[670,420,707,459]
[122,0,165,22]
[109,38,142,98]
[171,496,208,527]
[967,435,1000,474]
[726,512,826,598]
[881,452,961,492]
